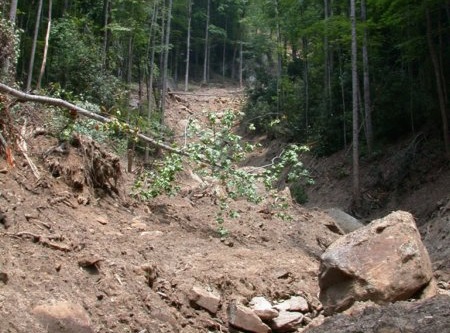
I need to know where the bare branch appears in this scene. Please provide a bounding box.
[0,83,187,156]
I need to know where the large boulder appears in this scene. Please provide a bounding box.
[319,211,435,314]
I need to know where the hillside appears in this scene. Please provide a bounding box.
[0,86,449,332]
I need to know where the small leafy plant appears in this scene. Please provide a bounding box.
[133,109,312,235]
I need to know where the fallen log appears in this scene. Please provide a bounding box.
[0,82,187,156]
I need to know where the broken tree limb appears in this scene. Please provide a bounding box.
[19,121,41,179]
[0,83,188,157]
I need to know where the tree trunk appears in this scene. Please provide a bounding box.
[303,37,309,134]
[222,18,227,82]
[239,41,243,88]
[9,0,18,23]
[160,0,173,125]
[184,0,192,91]
[127,35,133,94]
[26,0,43,92]
[158,2,166,108]
[426,8,450,158]
[202,0,210,85]
[323,0,331,114]
[275,0,281,112]
[37,0,52,90]
[231,42,237,80]
[102,0,110,69]
[144,4,158,163]
[3,0,18,81]
[361,0,373,155]
[339,50,347,149]
[350,0,360,206]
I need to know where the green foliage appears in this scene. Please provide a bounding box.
[48,17,124,108]
[133,109,312,235]
[134,153,184,199]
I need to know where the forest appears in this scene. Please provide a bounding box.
[1,0,449,201]
[1,3,450,332]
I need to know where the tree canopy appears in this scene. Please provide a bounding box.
[0,0,449,158]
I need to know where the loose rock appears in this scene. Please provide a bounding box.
[273,296,309,312]
[189,286,221,314]
[227,300,271,333]
[319,211,435,314]
[269,310,303,332]
[250,296,279,320]
[325,208,364,234]
[32,301,93,333]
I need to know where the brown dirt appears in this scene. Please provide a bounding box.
[0,86,449,332]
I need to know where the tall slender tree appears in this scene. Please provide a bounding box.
[350,0,360,206]
[161,0,173,124]
[202,0,210,85]
[184,0,192,91]
[426,7,450,158]
[37,0,52,89]
[26,0,43,92]
[361,0,373,155]
[9,0,17,23]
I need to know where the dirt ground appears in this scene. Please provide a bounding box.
[0,85,449,332]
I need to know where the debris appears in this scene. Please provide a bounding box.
[189,286,221,314]
[227,300,271,333]
[249,296,279,320]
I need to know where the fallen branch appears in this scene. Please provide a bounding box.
[0,83,187,157]
[19,121,41,179]
[8,231,72,252]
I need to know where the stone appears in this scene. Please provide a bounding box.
[325,208,364,234]
[140,230,164,238]
[250,296,279,320]
[227,300,271,333]
[273,296,309,312]
[32,301,93,333]
[269,311,303,332]
[189,286,221,314]
[95,216,108,225]
[319,211,435,315]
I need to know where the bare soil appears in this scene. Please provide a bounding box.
[0,86,449,332]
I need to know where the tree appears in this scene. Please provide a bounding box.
[184,0,192,91]
[361,0,373,155]
[26,0,43,92]
[102,0,110,69]
[161,0,173,124]
[202,0,210,85]
[350,0,360,206]
[9,0,17,23]
[37,0,52,89]
[426,6,449,158]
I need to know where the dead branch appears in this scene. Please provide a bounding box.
[18,121,41,179]
[8,231,72,252]
[0,83,188,157]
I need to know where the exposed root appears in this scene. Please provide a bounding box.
[44,134,122,196]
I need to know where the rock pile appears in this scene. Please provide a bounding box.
[190,286,321,332]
